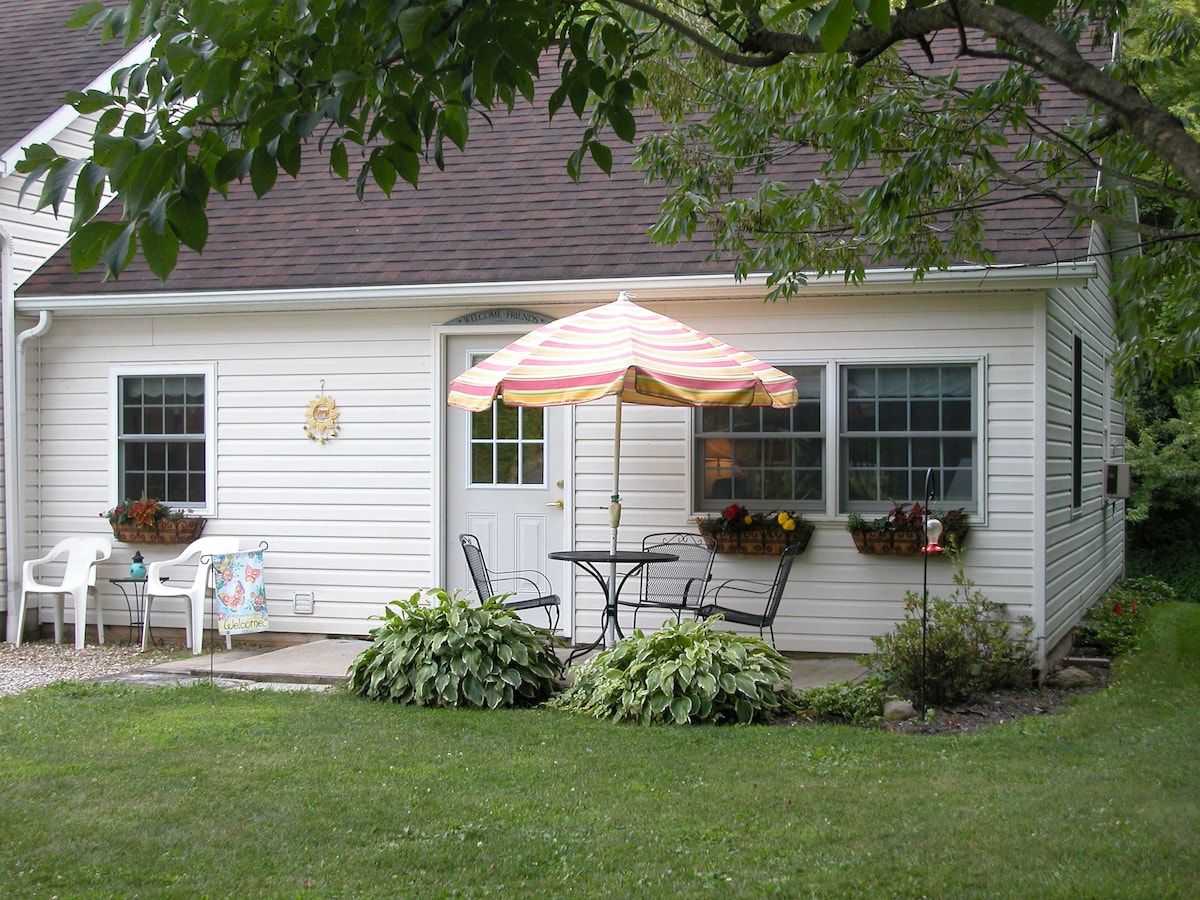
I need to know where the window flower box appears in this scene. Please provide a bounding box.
[847,503,968,556]
[102,498,206,545]
[696,505,813,556]
[109,517,206,545]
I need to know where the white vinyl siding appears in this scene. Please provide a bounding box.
[567,293,1038,654]
[1042,230,1124,655]
[18,275,1118,663]
[22,307,437,639]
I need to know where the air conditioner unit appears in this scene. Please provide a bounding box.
[1105,462,1131,499]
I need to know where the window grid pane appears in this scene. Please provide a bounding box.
[841,364,975,512]
[469,402,546,487]
[118,374,207,507]
[694,365,825,511]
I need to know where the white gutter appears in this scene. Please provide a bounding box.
[18,262,1099,317]
[0,37,155,178]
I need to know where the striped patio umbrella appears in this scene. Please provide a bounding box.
[449,292,797,645]
[448,292,797,577]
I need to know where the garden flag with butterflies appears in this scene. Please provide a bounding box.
[213,550,269,635]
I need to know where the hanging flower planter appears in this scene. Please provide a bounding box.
[102,498,206,545]
[696,505,813,556]
[847,504,968,556]
[699,523,815,556]
[109,517,206,545]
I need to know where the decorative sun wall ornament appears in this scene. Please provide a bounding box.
[305,383,340,443]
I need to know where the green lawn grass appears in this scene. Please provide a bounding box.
[2,604,1198,898]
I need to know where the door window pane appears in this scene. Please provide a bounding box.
[469,402,546,486]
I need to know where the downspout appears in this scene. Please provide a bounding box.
[1,222,14,641]
[3,252,53,641]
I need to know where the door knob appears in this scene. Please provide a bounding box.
[545,499,564,509]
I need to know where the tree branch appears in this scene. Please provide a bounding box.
[621,0,1200,197]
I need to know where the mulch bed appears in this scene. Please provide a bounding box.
[787,659,1113,735]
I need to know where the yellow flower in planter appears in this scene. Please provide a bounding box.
[696,505,812,555]
[697,504,807,534]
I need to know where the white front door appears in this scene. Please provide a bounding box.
[444,335,571,636]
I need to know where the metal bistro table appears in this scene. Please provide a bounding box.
[550,549,678,661]
[108,577,166,646]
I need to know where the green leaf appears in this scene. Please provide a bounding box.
[39,158,88,216]
[165,195,209,252]
[70,220,125,273]
[669,696,692,724]
[606,104,637,143]
[329,140,349,180]
[67,89,118,115]
[601,23,628,57]
[866,0,891,31]
[102,222,137,278]
[440,104,469,151]
[276,132,302,178]
[140,219,180,281]
[65,1,105,27]
[814,0,854,53]
[566,146,583,183]
[249,147,278,197]
[367,151,392,195]
[396,5,430,50]
[588,140,613,174]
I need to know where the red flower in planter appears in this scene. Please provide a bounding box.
[1113,600,1125,615]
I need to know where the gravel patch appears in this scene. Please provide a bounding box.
[0,641,184,697]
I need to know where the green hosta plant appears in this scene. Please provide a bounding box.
[347,589,563,708]
[549,617,795,725]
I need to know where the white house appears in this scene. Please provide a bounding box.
[2,13,1126,668]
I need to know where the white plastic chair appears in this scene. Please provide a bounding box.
[144,536,240,654]
[18,535,113,649]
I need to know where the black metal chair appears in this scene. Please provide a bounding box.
[617,532,716,631]
[695,542,803,646]
[458,534,561,632]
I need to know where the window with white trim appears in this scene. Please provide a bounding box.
[694,365,824,512]
[116,370,211,508]
[841,363,977,512]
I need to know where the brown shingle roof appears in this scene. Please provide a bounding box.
[17,31,1102,298]
[0,0,131,155]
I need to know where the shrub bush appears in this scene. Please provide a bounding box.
[863,569,1035,706]
[794,674,892,724]
[548,617,795,724]
[1126,543,1200,603]
[1072,576,1173,658]
[347,589,563,708]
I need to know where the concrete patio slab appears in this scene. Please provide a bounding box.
[146,638,370,684]
[137,639,868,690]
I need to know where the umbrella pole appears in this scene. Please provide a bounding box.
[606,396,623,647]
